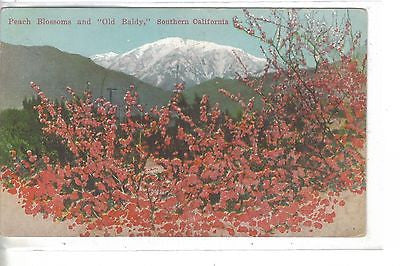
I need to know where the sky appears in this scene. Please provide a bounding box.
[0,8,367,58]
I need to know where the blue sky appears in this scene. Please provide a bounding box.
[0,8,367,57]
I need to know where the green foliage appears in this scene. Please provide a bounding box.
[0,97,72,165]
[0,97,43,164]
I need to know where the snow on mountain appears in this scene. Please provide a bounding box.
[90,52,118,68]
[90,37,267,90]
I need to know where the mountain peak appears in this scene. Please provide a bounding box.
[91,38,266,89]
[155,36,186,44]
[137,37,252,54]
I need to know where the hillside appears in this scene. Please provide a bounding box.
[183,77,272,117]
[0,42,172,111]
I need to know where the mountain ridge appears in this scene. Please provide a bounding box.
[0,41,272,118]
[91,37,267,90]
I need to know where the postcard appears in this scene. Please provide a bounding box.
[0,7,367,237]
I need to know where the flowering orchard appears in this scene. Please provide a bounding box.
[0,9,366,236]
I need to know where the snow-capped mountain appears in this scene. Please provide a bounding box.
[90,37,267,90]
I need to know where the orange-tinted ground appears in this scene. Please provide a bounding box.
[0,189,365,237]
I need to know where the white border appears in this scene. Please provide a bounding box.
[0,0,384,259]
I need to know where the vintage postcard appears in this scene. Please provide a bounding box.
[0,7,367,237]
